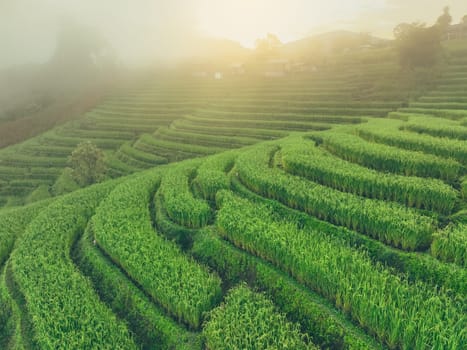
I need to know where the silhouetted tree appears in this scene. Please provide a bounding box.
[393,6,456,70]
[436,6,452,30]
[462,15,467,25]
[394,21,442,69]
[255,33,282,57]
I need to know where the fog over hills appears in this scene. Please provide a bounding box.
[2,0,467,69]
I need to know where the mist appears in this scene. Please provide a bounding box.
[1,0,467,120]
[0,0,202,69]
[2,1,467,70]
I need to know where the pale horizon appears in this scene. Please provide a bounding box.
[1,0,467,67]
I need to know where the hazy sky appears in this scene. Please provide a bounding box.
[1,1,467,67]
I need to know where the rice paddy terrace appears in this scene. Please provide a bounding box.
[0,46,416,207]
[0,43,466,349]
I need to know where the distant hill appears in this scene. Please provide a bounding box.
[182,37,252,64]
[281,30,391,60]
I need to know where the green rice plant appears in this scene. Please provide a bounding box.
[171,119,288,139]
[356,119,467,165]
[0,167,60,181]
[196,104,390,117]
[114,152,151,170]
[0,200,52,268]
[40,132,125,149]
[0,263,33,350]
[19,145,74,158]
[0,269,14,349]
[74,221,202,350]
[155,126,258,149]
[236,143,435,251]
[0,154,66,168]
[431,224,467,268]
[153,190,197,247]
[208,99,400,110]
[104,153,141,177]
[410,102,467,110]
[398,107,467,120]
[117,142,168,165]
[193,109,366,124]
[135,134,225,158]
[192,151,238,201]
[80,119,161,134]
[419,95,467,103]
[159,161,212,228]
[92,170,221,329]
[57,125,136,140]
[318,131,462,181]
[90,105,192,117]
[0,180,48,197]
[25,185,51,204]
[402,116,467,140]
[193,230,384,350]
[231,174,466,295]
[9,180,138,349]
[131,142,193,163]
[203,284,317,350]
[215,191,466,350]
[51,168,80,196]
[280,136,458,214]
[184,114,331,132]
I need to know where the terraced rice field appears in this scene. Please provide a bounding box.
[0,49,414,206]
[0,43,466,349]
[1,119,465,348]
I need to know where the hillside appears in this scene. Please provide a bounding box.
[0,42,444,207]
[0,115,465,348]
[0,39,466,350]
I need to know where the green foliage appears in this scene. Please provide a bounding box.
[75,222,202,350]
[25,185,51,204]
[0,270,14,349]
[231,174,466,295]
[215,191,466,349]
[91,171,222,329]
[431,223,467,267]
[394,22,442,69]
[153,190,197,247]
[193,230,382,350]
[10,181,137,349]
[192,151,237,201]
[159,161,212,228]
[398,107,467,120]
[236,143,435,251]
[318,130,461,181]
[134,134,225,162]
[402,116,467,140]
[68,141,107,186]
[203,284,315,350]
[281,136,457,214]
[51,167,80,196]
[356,119,467,165]
[0,201,51,269]
[116,142,168,169]
[172,118,288,139]
[155,126,258,149]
